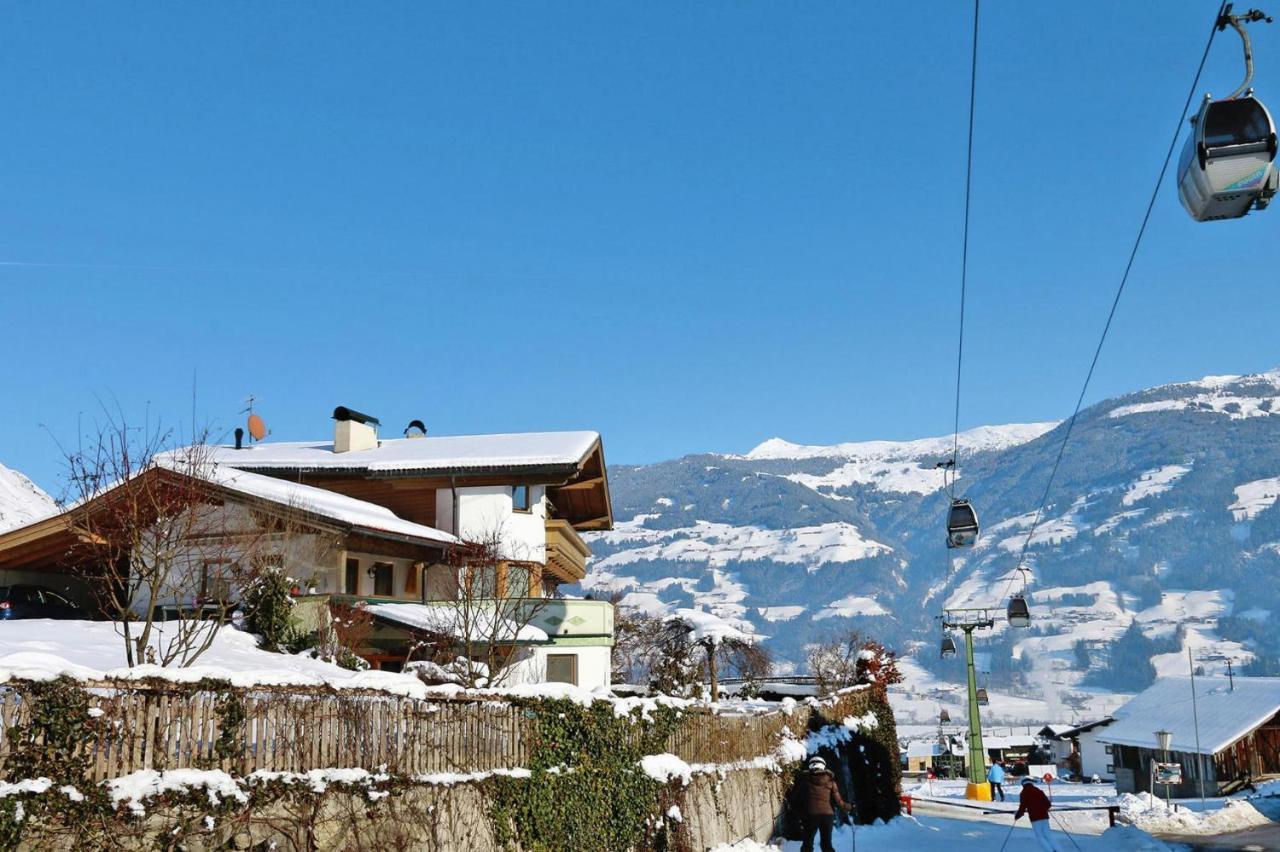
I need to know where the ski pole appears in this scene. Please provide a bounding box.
[997,819,1015,852]
[1050,812,1084,852]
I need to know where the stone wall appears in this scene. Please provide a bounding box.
[11,767,790,852]
[679,767,788,851]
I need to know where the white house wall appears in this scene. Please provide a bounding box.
[1079,730,1115,781]
[445,485,547,563]
[498,644,611,691]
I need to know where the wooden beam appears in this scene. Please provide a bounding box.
[572,516,612,531]
[553,476,605,493]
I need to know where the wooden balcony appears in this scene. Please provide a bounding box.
[545,518,591,584]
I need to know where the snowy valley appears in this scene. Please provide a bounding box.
[581,369,1280,726]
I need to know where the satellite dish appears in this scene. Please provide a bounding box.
[247,413,267,442]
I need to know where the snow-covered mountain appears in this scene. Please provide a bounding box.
[0,463,56,532]
[581,369,1280,724]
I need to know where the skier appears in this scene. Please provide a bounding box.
[987,759,1006,802]
[1014,776,1061,851]
[790,756,853,852]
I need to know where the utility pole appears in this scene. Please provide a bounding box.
[941,607,996,801]
[1189,647,1207,808]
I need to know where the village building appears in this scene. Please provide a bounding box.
[1099,676,1280,796]
[0,407,616,688]
[1048,718,1116,781]
[202,408,615,686]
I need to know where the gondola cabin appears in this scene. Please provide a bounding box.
[941,635,958,659]
[1007,594,1031,628]
[976,688,990,706]
[946,499,980,548]
[1178,94,1279,221]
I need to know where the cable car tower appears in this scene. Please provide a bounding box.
[938,606,996,801]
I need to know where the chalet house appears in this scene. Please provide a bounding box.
[0,407,616,689]
[201,407,615,687]
[1099,676,1280,796]
[0,462,456,617]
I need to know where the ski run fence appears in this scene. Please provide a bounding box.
[0,680,871,783]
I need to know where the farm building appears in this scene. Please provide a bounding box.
[1099,676,1280,797]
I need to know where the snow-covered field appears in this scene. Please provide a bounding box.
[0,618,436,695]
[589,517,892,571]
[712,816,1186,851]
[744,423,1058,497]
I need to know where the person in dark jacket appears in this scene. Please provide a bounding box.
[1014,777,1062,851]
[791,757,852,852]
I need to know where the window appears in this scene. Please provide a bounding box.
[345,558,360,595]
[1106,764,1113,774]
[545,653,578,685]
[504,564,532,598]
[1104,745,1113,755]
[373,562,394,597]
[512,485,530,512]
[200,560,235,604]
[1205,98,1272,148]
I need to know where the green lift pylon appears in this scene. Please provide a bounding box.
[940,607,996,801]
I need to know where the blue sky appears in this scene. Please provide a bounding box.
[4,2,1279,493]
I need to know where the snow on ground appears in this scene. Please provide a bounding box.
[997,510,1080,553]
[1229,476,1280,521]
[742,423,1057,497]
[1108,369,1280,421]
[888,657,1127,728]
[0,463,57,533]
[1145,509,1194,528]
[813,595,888,619]
[1123,465,1191,507]
[743,423,1059,463]
[0,619,439,695]
[1116,793,1273,836]
[1095,508,1148,536]
[757,606,806,623]
[589,516,892,570]
[712,815,1185,851]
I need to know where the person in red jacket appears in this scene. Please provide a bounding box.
[1014,777,1062,851]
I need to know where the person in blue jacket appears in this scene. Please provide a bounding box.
[987,760,1007,802]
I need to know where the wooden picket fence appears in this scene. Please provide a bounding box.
[0,680,824,783]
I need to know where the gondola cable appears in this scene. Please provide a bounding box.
[1003,0,1232,602]
[939,0,983,566]
[952,0,980,467]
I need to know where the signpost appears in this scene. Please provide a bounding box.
[1153,730,1180,813]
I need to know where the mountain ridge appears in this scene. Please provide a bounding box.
[581,367,1280,724]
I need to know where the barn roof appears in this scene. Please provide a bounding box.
[1098,676,1280,755]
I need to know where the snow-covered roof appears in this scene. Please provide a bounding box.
[1053,718,1115,739]
[366,602,549,643]
[204,431,602,476]
[1098,676,1280,755]
[980,735,1037,750]
[162,461,457,547]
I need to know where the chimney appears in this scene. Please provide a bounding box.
[332,406,380,453]
[234,428,244,450]
[404,419,427,439]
